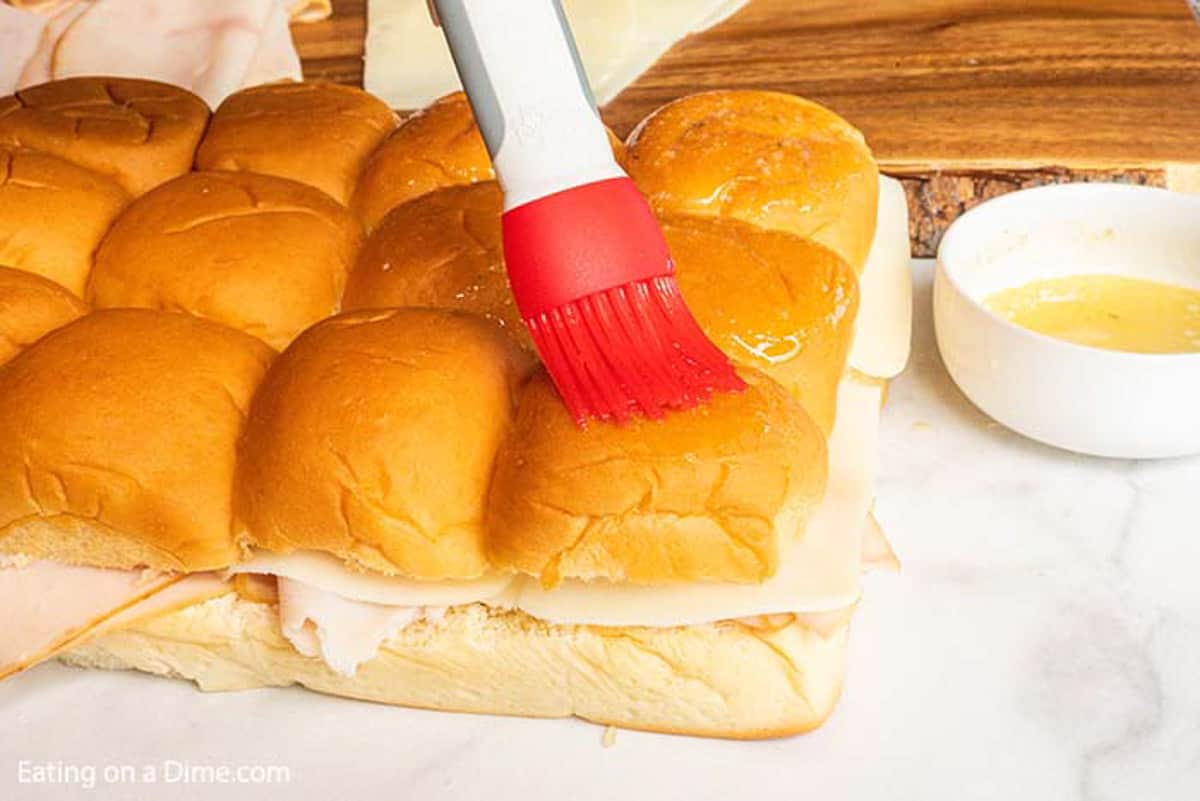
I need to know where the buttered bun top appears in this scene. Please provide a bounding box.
[487,368,827,586]
[0,77,209,196]
[351,92,627,231]
[0,310,274,572]
[626,90,879,270]
[89,170,364,349]
[346,184,861,432]
[196,82,397,205]
[0,267,87,365]
[236,308,533,580]
[664,215,859,434]
[343,182,531,351]
[0,145,127,296]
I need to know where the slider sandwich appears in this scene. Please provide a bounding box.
[0,84,911,739]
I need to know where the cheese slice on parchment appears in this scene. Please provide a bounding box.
[364,0,750,109]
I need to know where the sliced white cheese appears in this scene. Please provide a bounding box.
[0,559,179,680]
[364,0,750,109]
[513,375,883,627]
[226,549,516,607]
[849,175,913,379]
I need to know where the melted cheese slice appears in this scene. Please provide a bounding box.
[0,560,179,679]
[226,549,515,607]
[365,0,750,108]
[849,175,913,379]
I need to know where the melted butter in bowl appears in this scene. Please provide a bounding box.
[934,183,1200,459]
[983,274,1200,355]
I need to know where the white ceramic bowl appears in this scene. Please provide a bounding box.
[934,183,1200,459]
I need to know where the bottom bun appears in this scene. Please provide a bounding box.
[62,594,849,739]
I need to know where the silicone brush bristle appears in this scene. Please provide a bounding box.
[525,276,746,425]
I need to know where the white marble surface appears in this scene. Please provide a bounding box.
[2,260,1198,801]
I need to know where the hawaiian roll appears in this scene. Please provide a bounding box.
[196,82,397,205]
[351,92,627,231]
[486,367,827,586]
[626,90,879,270]
[0,309,275,571]
[665,215,859,434]
[0,145,127,296]
[236,308,533,580]
[343,182,531,351]
[88,171,363,350]
[0,77,209,196]
[0,267,87,365]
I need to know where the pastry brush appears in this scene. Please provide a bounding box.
[430,0,745,425]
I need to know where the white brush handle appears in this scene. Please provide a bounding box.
[432,0,625,210]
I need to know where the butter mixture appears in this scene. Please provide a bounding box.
[984,274,1200,354]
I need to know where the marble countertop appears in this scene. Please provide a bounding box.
[3,260,1197,801]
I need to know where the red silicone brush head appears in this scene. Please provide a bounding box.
[502,177,745,424]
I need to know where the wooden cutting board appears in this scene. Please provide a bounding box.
[294,0,1200,255]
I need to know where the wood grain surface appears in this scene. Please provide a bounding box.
[294,0,1200,254]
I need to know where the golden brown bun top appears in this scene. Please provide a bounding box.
[0,145,128,296]
[343,182,532,352]
[236,308,534,580]
[0,309,275,571]
[486,367,827,586]
[0,266,88,366]
[196,82,397,205]
[89,170,364,350]
[626,90,879,270]
[665,215,859,435]
[0,77,209,196]
[351,92,628,231]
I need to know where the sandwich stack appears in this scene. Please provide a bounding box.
[0,76,911,739]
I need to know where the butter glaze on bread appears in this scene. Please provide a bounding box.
[0,77,209,196]
[626,90,879,270]
[0,145,127,296]
[89,170,363,349]
[665,215,859,434]
[343,181,532,351]
[347,186,861,432]
[196,82,397,205]
[0,310,274,571]
[236,308,533,580]
[486,368,827,586]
